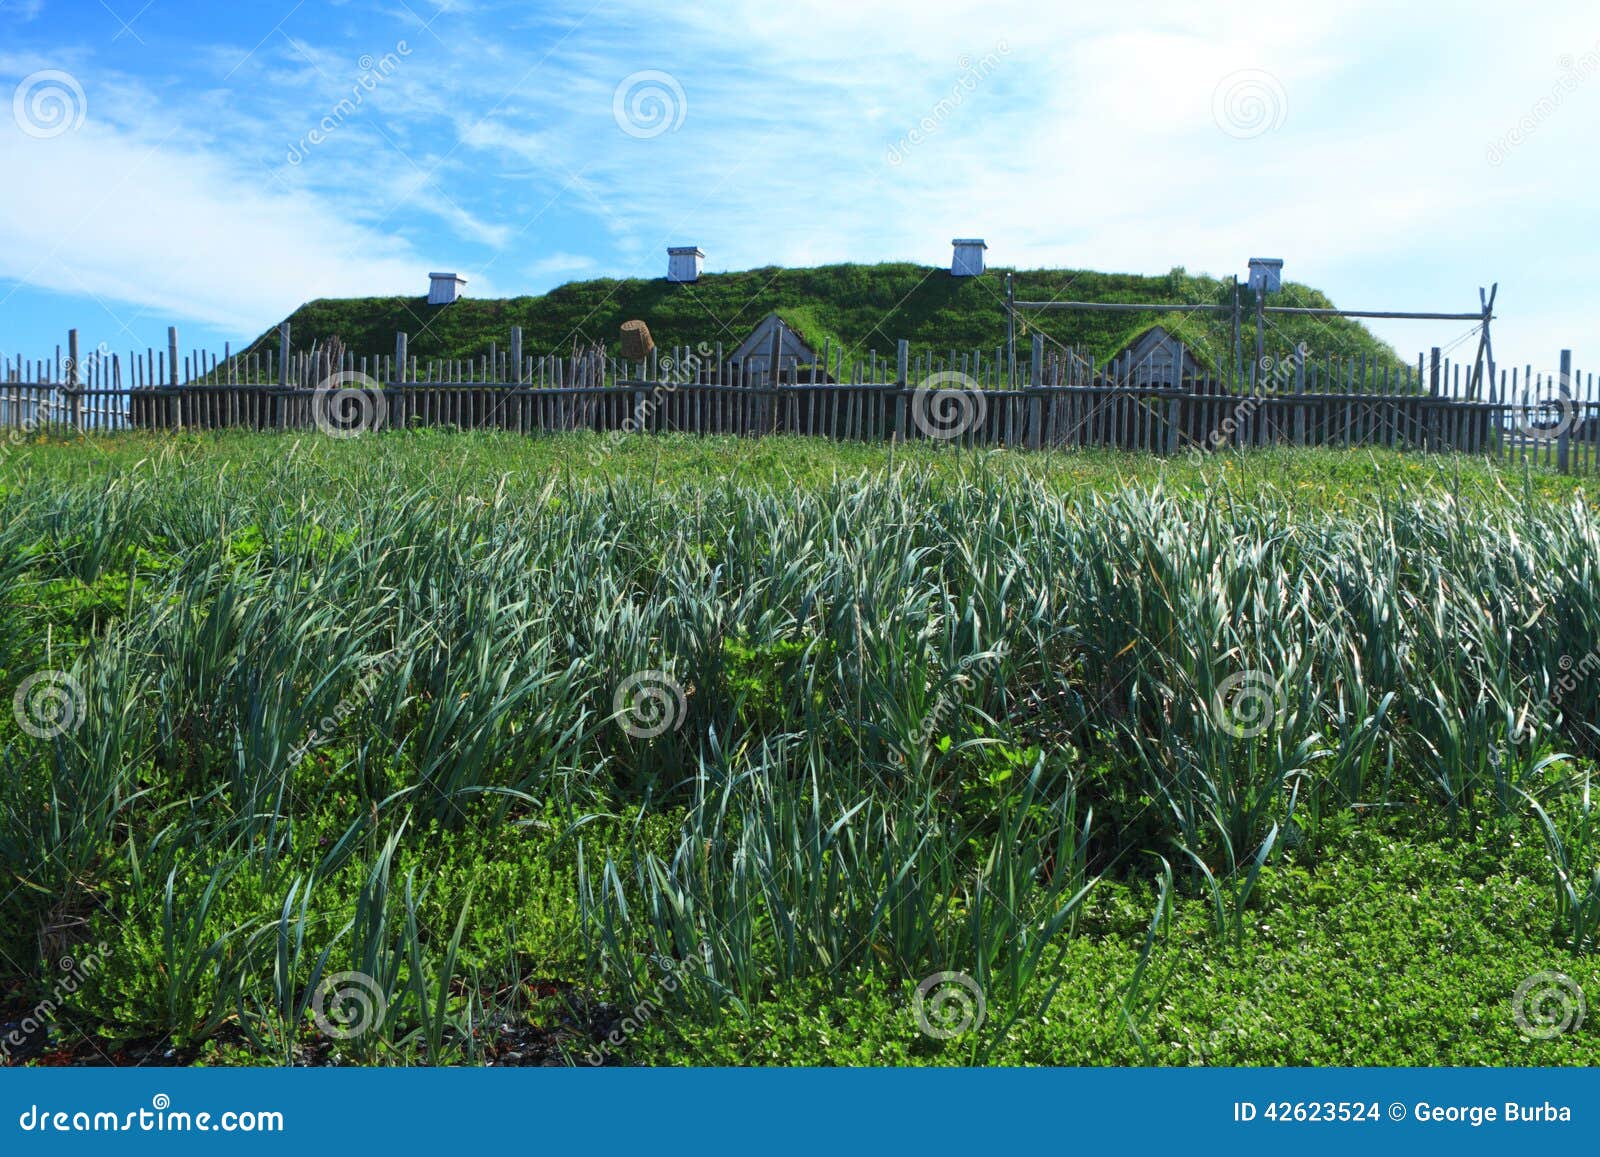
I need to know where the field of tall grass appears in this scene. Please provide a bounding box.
[2,432,1598,1065]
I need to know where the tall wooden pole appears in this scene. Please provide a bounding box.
[1254,287,1265,389]
[1005,272,1016,390]
[1480,283,1499,400]
[1231,277,1242,390]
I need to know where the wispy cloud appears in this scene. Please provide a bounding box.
[0,113,438,332]
[525,251,597,279]
[2,0,1599,365]
[0,0,46,23]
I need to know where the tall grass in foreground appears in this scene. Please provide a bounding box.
[1,448,1598,1059]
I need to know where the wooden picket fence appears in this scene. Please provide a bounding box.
[2,328,1597,474]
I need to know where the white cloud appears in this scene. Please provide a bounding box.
[4,0,1599,364]
[514,0,1599,363]
[0,0,45,23]
[525,251,597,279]
[0,117,458,332]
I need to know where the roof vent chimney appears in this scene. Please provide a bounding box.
[667,247,705,283]
[951,239,988,277]
[427,272,466,305]
[1247,258,1284,294]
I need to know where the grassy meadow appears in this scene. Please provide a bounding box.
[2,430,1599,1066]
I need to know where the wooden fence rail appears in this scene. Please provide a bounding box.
[3,330,1596,473]
[2,379,1595,469]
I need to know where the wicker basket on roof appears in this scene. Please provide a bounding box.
[620,320,655,361]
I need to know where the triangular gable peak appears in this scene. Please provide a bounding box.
[729,313,818,376]
[1108,324,1206,388]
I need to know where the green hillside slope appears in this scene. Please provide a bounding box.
[253,263,1403,376]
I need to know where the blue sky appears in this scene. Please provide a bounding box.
[2,0,1597,371]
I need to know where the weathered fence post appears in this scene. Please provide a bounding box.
[767,320,784,429]
[895,339,910,441]
[1231,277,1243,389]
[1028,333,1044,450]
[509,327,522,384]
[167,326,181,428]
[1293,342,1306,446]
[67,329,82,431]
[392,331,407,428]
[277,322,290,431]
[1428,347,1442,451]
[1559,349,1573,474]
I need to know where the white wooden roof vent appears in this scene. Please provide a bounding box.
[667,247,705,283]
[951,239,988,277]
[1247,258,1284,294]
[428,272,466,304]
